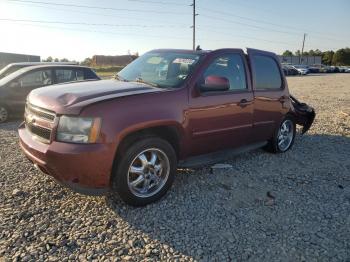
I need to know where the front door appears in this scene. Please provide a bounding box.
[7,69,53,112]
[187,51,254,157]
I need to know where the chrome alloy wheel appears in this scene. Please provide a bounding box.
[127,148,170,198]
[277,119,294,151]
[0,106,8,123]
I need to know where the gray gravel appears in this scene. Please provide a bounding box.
[1,74,350,261]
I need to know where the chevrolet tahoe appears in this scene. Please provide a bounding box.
[18,48,315,206]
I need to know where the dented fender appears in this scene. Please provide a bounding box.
[289,95,316,134]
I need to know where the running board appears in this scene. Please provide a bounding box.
[178,141,267,168]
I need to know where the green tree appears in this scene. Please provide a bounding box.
[282,50,293,56]
[314,49,323,56]
[43,56,53,62]
[332,48,350,65]
[295,50,301,56]
[54,58,59,62]
[81,58,92,66]
[308,49,315,56]
[322,51,334,65]
[60,58,69,62]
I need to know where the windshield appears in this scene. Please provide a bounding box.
[0,67,29,86]
[117,52,201,88]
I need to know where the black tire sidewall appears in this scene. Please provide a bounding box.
[0,104,9,123]
[112,137,177,206]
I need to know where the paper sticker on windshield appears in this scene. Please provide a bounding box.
[147,57,162,64]
[173,58,196,64]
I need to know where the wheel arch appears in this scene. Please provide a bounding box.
[110,123,182,185]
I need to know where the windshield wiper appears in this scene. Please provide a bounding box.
[115,74,128,82]
[133,77,160,88]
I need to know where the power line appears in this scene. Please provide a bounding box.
[200,14,300,36]
[127,0,187,6]
[7,1,188,25]
[199,6,346,40]
[0,21,190,40]
[8,0,344,43]
[198,28,297,46]
[8,0,189,15]
[0,18,185,28]
[199,14,343,42]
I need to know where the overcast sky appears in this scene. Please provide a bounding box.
[0,0,349,61]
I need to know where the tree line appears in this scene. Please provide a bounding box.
[282,48,350,66]
[41,56,78,64]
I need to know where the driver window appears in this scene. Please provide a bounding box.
[19,70,52,88]
[203,54,247,91]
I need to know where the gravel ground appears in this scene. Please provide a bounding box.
[1,74,350,261]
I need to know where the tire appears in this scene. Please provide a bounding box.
[265,116,296,153]
[112,137,177,206]
[0,105,9,123]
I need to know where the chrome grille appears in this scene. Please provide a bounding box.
[26,123,51,141]
[25,103,55,122]
[25,103,56,143]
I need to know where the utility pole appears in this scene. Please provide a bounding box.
[190,0,198,50]
[300,33,307,64]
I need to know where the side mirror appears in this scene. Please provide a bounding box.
[199,75,230,92]
[9,81,21,89]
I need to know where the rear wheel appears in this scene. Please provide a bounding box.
[112,137,177,206]
[0,105,9,123]
[265,117,296,153]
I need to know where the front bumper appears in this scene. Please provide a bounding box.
[18,122,115,196]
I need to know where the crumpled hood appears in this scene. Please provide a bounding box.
[28,79,162,114]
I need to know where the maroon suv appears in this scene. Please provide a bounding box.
[18,48,315,206]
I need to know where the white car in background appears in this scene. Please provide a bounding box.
[292,65,310,75]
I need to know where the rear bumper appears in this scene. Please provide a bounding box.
[18,122,115,196]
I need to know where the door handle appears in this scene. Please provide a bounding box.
[279,95,289,102]
[238,99,251,107]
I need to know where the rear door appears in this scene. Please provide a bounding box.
[187,50,254,156]
[247,48,290,142]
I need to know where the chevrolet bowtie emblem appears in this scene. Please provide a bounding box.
[26,114,35,124]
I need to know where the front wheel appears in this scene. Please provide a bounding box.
[265,117,296,153]
[112,137,177,206]
[0,105,9,123]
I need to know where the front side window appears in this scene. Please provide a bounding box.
[117,52,201,88]
[18,70,52,88]
[252,55,282,89]
[202,54,247,91]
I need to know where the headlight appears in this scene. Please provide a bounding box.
[56,116,101,143]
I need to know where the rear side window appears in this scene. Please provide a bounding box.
[76,70,84,80]
[84,68,98,79]
[55,69,76,83]
[252,55,282,89]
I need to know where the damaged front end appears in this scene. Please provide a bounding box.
[290,95,316,134]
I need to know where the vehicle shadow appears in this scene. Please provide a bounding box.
[0,119,22,131]
[105,133,350,260]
